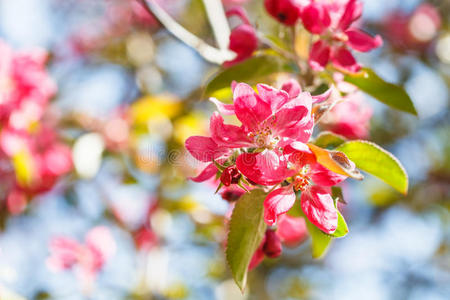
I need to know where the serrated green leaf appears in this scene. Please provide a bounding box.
[336,140,408,194]
[328,211,348,238]
[226,189,267,292]
[344,67,417,115]
[313,131,347,149]
[204,55,292,96]
[305,219,332,258]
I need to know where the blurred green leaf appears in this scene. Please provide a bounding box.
[305,218,332,258]
[336,140,408,194]
[328,211,348,238]
[344,67,417,115]
[313,131,347,149]
[204,55,292,96]
[331,186,346,204]
[226,189,267,292]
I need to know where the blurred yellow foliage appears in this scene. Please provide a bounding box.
[130,95,182,126]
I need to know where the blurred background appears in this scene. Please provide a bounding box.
[0,0,448,299]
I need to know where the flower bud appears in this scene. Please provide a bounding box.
[264,0,302,26]
[263,229,282,258]
[220,166,241,186]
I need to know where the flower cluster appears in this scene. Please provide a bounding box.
[47,226,116,291]
[0,40,72,214]
[228,0,383,72]
[186,80,361,264]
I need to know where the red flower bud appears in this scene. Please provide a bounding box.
[263,229,282,258]
[220,166,242,186]
[264,0,302,26]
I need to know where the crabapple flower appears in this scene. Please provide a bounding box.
[263,142,348,233]
[264,0,302,26]
[224,7,258,67]
[47,226,116,290]
[301,0,383,72]
[186,82,315,189]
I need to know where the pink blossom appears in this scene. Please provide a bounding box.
[301,0,382,72]
[47,226,116,290]
[187,81,315,188]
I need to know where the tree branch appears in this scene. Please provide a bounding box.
[140,0,235,65]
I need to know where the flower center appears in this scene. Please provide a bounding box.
[248,116,279,149]
[293,173,310,192]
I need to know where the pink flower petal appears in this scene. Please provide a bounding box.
[309,40,331,71]
[209,97,235,115]
[346,28,383,52]
[331,47,361,73]
[85,226,116,261]
[210,112,252,148]
[190,163,218,182]
[301,186,338,234]
[263,185,296,226]
[309,163,347,186]
[233,83,272,131]
[236,150,294,186]
[277,215,308,246]
[301,2,331,34]
[337,0,362,31]
[285,141,316,167]
[311,88,332,104]
[226,6,251,25]
[256,83,290,113]
[185,136,229,162]
[273,106,311,140]
[281,79,302,99]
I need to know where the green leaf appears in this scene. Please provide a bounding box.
[328,211,348,238]
[226,189,267,292]
[331,186,346,205]
[305,219,332,258]
[344,67,417,115]
[204,55,292,96]
[336,140,408,194]
[313,131,347,149]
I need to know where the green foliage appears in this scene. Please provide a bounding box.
[204,55,292,96]
[226,189,267,292]
[336,140,408,194]
[305,219,332,258]
[344,67,417,115]
[313,131,347,149]
[328,211,349,238]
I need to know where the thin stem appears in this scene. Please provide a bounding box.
[139,0,234,64]
[257,33,297,61]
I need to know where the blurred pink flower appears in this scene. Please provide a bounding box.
[0,41,56,129]
[47,226,116,290]
[383,3,441,52]
[322,92,373,139]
